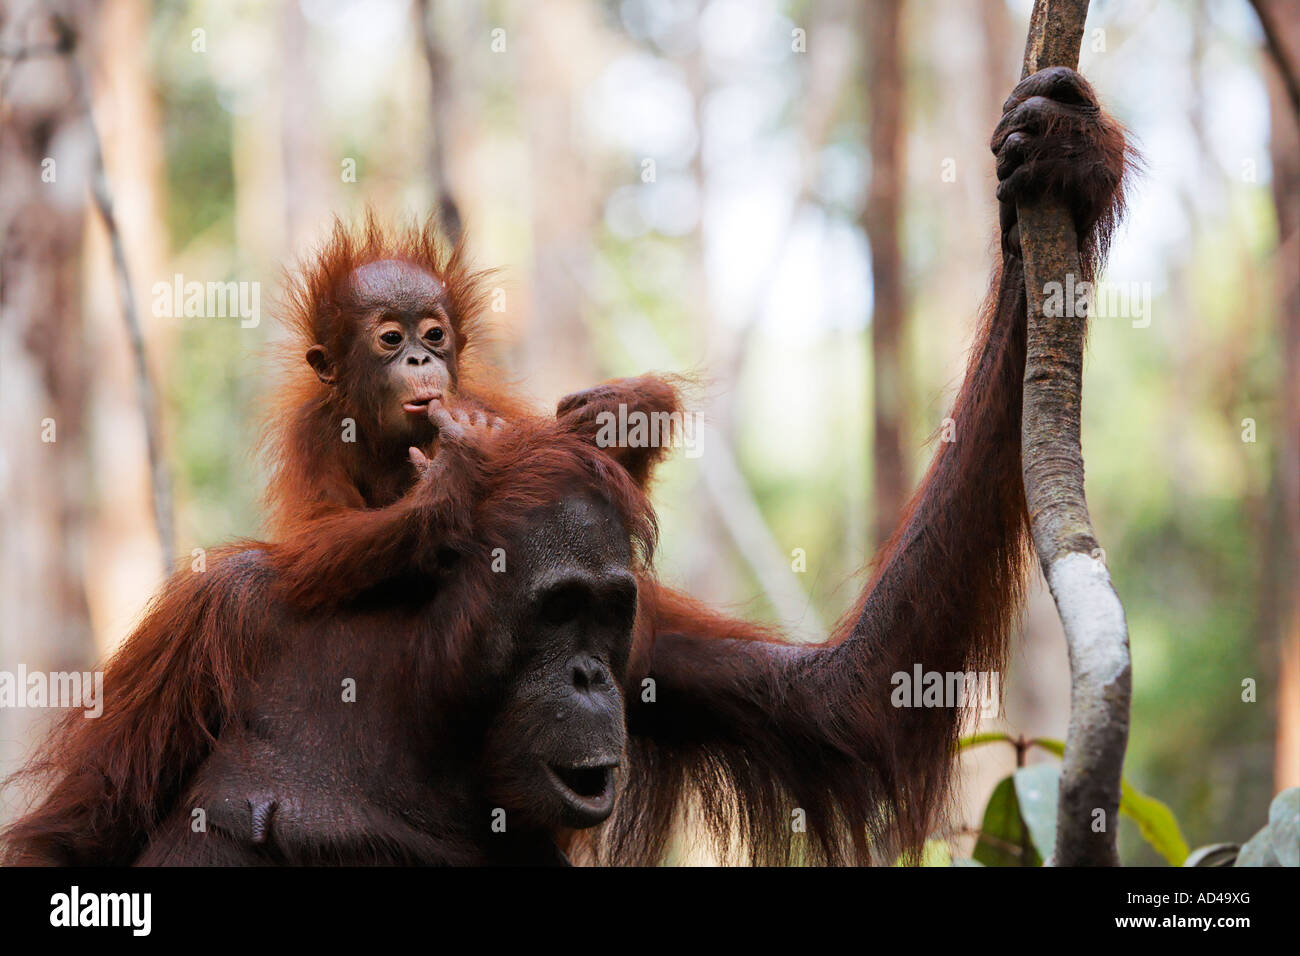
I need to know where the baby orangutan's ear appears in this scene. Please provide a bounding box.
[306,345,336,385]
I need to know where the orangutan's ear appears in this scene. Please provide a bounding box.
[306,345,336,385]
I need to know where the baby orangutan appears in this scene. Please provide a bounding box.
[264,218,686,608]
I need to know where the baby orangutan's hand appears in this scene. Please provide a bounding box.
[410,400,506,480]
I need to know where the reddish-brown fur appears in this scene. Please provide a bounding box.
[262,213,529,538]
[261,214,686,609]
[588,69,1134,865]
[2,68,1132,866]
[3,421,659,866]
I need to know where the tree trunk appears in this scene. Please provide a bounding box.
[517,0,599,401]
[862,0,910,548]
[0,0,95,812]
[1255,0,1300,791]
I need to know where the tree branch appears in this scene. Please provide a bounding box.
[414,0,463,243]
[1016,0,1132,867]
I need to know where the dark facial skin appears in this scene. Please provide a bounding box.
[306,259,458,445]
[148,493,639,864]
[480,494,638,831]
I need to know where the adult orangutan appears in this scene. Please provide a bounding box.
[1,67,1130,865]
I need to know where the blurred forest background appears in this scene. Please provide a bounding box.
[1,0,1296,864]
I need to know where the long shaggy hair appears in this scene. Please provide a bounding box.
[1,418,658,866]
[3,86,1135,865]
[584,90,1136,867]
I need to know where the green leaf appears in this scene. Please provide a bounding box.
[890,839,953,867]
[1235,825,1280,867]
[959,732,1015,752]
[972,775,1042,867]
[1030,736,1189,865]
[888,838,959,867]
[1120,780,1190,866]
[1267,788,1298,868]
[1013,764,1060,861]
[1224,789,1299,868]
[921,839,952,867]
[1029,737,1065,757]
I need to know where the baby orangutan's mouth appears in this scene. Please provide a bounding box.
[402,392,441,414]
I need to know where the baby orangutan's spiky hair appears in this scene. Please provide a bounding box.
[280,212,492,363]
[260,213,524,539]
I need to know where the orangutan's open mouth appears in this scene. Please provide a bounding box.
[546,762,617,824]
